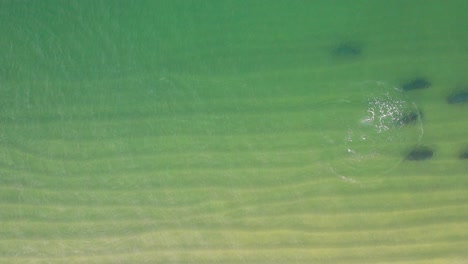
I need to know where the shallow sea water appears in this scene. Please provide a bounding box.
[0,1,467,263]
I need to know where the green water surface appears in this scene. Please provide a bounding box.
[1,1,467,263]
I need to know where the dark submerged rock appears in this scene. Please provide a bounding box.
[447,91,468,104]
[405,146,434,161]
[332,42,362,58]
[401,78,431,91]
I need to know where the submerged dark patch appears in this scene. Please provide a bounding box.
[332,43,362,58]
[459,150,468,159]
[405,146,433,161]
[401,78,431,91]
[447,91,468,104]
[396,111,423,126]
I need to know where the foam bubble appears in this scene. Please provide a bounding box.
[321,81,424,178]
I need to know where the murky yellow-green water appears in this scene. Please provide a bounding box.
[1,1,467,263]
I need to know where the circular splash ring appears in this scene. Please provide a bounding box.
[321,81,424,179]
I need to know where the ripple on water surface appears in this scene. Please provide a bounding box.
[320,81,424,178]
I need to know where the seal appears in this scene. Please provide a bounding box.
[401,78,431,91]
[447,90,468,104]
[405,146,433,161]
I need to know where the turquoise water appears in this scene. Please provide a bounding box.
[1,1,467,263]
